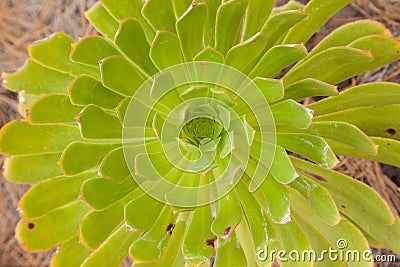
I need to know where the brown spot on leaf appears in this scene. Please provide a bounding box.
[205,236,217,247]
[166,223,175,235]
[205,238,215,247]
[386,128,396,136]
[341,205,346,208]
[309,173,328,182]
[223,226,231,236]
[27,223,35,230]
[25,109,31,118]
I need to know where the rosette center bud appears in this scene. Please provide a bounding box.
[180,117,223,146]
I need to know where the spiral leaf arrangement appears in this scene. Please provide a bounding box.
[1,0,400,266]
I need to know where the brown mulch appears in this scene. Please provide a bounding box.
[0,0,399,266]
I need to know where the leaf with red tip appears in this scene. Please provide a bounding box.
[0,121,81,156]
[59,142,119,176]
[115,18,157,75]
[76,105,122,139]
[27,93,82,124]
[85,3,119,40]
[2,60,74,94]
[4,153,62,183]
[29,32,99,78]
[100,56,145,96]
[176,2,207,61]
[71,36,120,67]
[150,31,182,70]
[80,177,137,210]
[16,201,90,252]
[19,171,97,219]
[69,75,124,109]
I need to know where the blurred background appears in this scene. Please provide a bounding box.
[0,0,399,266]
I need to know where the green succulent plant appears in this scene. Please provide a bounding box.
[1,0,400,266]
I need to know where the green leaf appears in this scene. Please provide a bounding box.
[115,18,157,75]
[142,0,176,31]
[314,105,400,140]
[292,195,372,267]
[51,237,90,267]
[292,157,400,252]
[284,47,373,85]
[309,82,400,116]
[348,35,400,75]
[270,146,298,184]
[27,94,82,124]
[249,44,308,79]
[326,137,400,168]
[29,32,99,78]
[273,221,312,267]
[82,224,140,267]
[85,3,119,40]
[316,35,400,83]
[183,206,214,266]
[261,10,307,49]
[102,0,155,42]
[19,171,96,218]
[236,181,277,265]
[80,200,124,250]
[124,192,164,231]
[4,153,62,183]
[278,121,378,155]
[176,2,207,61]
[2,59,74,94]
[129,206,177,263]
[80,177,136,210]
[281,78,338,102]
[59,142,119,176]
[272,0,304,14]
[69,75,124,109]
[214,232,247,267]
[243,0,275,39]
[172,0,191,17]
[100,56,145,96]
[16,201,90,252]
[0,121,81,156]
[286,220,344,267]
[100,0,142,20]
[290,174,341,226]
[259,175,291,223]
[100,147,131,183]
[310,20,392,57]
[150,31,182,70]
[253,77,284,102]
[215,0,248,54]
[71,36,120,67]
[276,133,339,168]
[271,99,313,129]
[115,97,130,123]
[76,105,122,139]
[211,190,242,238]
[225,33,268,74]
[203,0,222,45]
[193,46,224,63]
[284,0,352,44]
[144,214,188,266]
[307,121,378,155]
